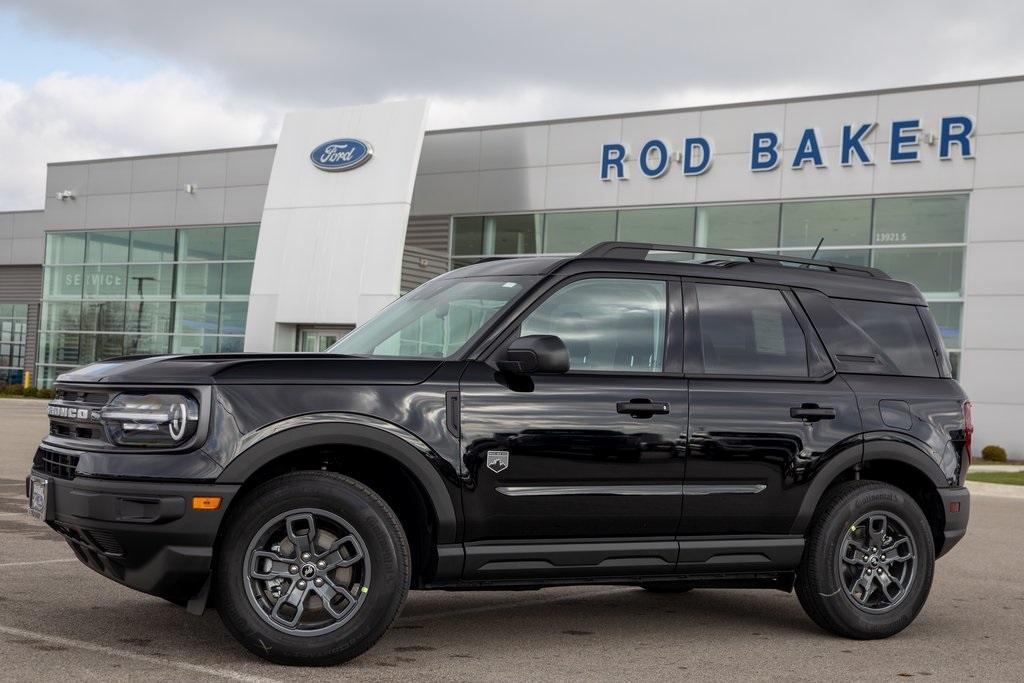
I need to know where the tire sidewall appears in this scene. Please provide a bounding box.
[215,473,409,665]
[807,484,935,638]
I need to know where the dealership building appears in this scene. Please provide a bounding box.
[1,75,1022,453]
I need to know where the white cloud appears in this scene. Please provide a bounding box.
[0,70,282,210]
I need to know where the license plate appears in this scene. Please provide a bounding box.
[27,475,48,520]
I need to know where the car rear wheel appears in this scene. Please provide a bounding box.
[796,480,934,639]
[215,471,410,665]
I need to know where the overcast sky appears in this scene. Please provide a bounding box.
[1,0,1023,209]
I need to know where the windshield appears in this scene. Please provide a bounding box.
[329,276,533,358]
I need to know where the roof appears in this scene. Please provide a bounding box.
[443,243,926,305]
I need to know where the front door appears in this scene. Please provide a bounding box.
[679,281,863,536]
[458,276,688,576]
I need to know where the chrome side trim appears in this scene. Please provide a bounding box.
[496,485,682,497]
[682,484,767,496]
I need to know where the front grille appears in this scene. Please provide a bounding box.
[34,449,80,480]
[47,389,112,447]
[86,530,125,557]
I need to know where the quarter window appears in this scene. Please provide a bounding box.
[521,278,667,373]
[694,283,808,377]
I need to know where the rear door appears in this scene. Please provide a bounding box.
[679,281,862,536]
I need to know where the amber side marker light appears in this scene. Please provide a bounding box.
[192,496,222,511]
[948,501,961,514]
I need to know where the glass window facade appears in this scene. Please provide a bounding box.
[0,303,29,386]
[38,224,258,387]
[449,194,967,375]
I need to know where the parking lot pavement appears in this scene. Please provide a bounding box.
[2,399,1023,681]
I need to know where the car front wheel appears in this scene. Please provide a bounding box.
[796,480,935,639]
[215,471,410,665]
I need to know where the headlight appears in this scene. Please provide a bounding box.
[100,393,199,447]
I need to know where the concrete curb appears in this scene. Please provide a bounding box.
[966,480,1024,499]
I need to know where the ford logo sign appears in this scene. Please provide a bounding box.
[310,138,373,171]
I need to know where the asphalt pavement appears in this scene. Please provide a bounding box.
[1,397,1022,681]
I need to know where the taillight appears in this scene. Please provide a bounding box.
[963,400,974,467]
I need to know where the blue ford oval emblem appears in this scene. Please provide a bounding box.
[310,138,373,171]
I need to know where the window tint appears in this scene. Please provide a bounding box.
[833,299,938,377]
[694,284,808,376]
[521,278,666,373]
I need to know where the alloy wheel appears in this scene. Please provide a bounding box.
[243,508,371,636]
[836,510,917,613]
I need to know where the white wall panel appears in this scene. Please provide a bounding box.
[694,152,782,203]
[545,163,619,209]
[700,104,785,155]
[547,118,622,166]
[477,168,546,213]
[977,81,1024,135]
[783,96,878,149]
[480,125,549,170]
[247,100,428,351]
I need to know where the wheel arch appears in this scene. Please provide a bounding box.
[216,417,459,550]
[791,437,949,549]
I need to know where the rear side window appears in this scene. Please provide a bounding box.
[832,299,937,377]
[694,283,808,376]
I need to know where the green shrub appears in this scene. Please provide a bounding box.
[23,387,38,398]
[36,388,55,399]
[5,384,23,396]
[981,445,1008,462]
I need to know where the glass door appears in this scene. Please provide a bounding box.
[297,326,353,352]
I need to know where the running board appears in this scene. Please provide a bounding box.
[455,536,804,580]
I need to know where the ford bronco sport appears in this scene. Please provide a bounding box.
[26,242,971,665]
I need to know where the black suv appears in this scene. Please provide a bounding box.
[26,242,971,665]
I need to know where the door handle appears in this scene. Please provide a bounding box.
[790,404,837,422]
[617,400,670,417]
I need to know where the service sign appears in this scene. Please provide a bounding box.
[310,138,373,172]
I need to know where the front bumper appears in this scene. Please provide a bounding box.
[937,486,970,558]
[27,470,239,605]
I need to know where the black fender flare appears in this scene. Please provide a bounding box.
[216,414,458,544]
[789,436,947,536]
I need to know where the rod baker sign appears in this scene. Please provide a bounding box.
[599,116,974,180]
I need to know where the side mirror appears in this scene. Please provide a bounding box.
[497,335,570,375]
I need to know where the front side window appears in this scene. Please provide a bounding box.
[694,283,808,377]
[330,277,531,358]
[521,278,667,373]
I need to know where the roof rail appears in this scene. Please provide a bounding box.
[576,242,889,279]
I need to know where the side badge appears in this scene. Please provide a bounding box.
[486,450,510,474]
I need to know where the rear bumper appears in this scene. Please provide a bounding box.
[936,486,970,558]
[27,471,238,604]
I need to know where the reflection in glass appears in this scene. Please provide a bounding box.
[697,204,779,249]
[872,247,964,297]
[82,265,128,299]
[873,195,968,245]
[781,200,870,247]
[85,230,130,263]
[224,225,260,260]
[178,226,225,261]
[127,264,173,298]
[45,233,87,264]
[618,207,695,245]
[522,278,666,373]
[129,228,176,262]
[927,301,963,349]
[544,212,615,253]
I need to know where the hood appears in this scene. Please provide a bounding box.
[56,353,446,386]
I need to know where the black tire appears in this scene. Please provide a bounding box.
[795,480,934,639]
[215,471,410,666]
[642,583,694,594]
